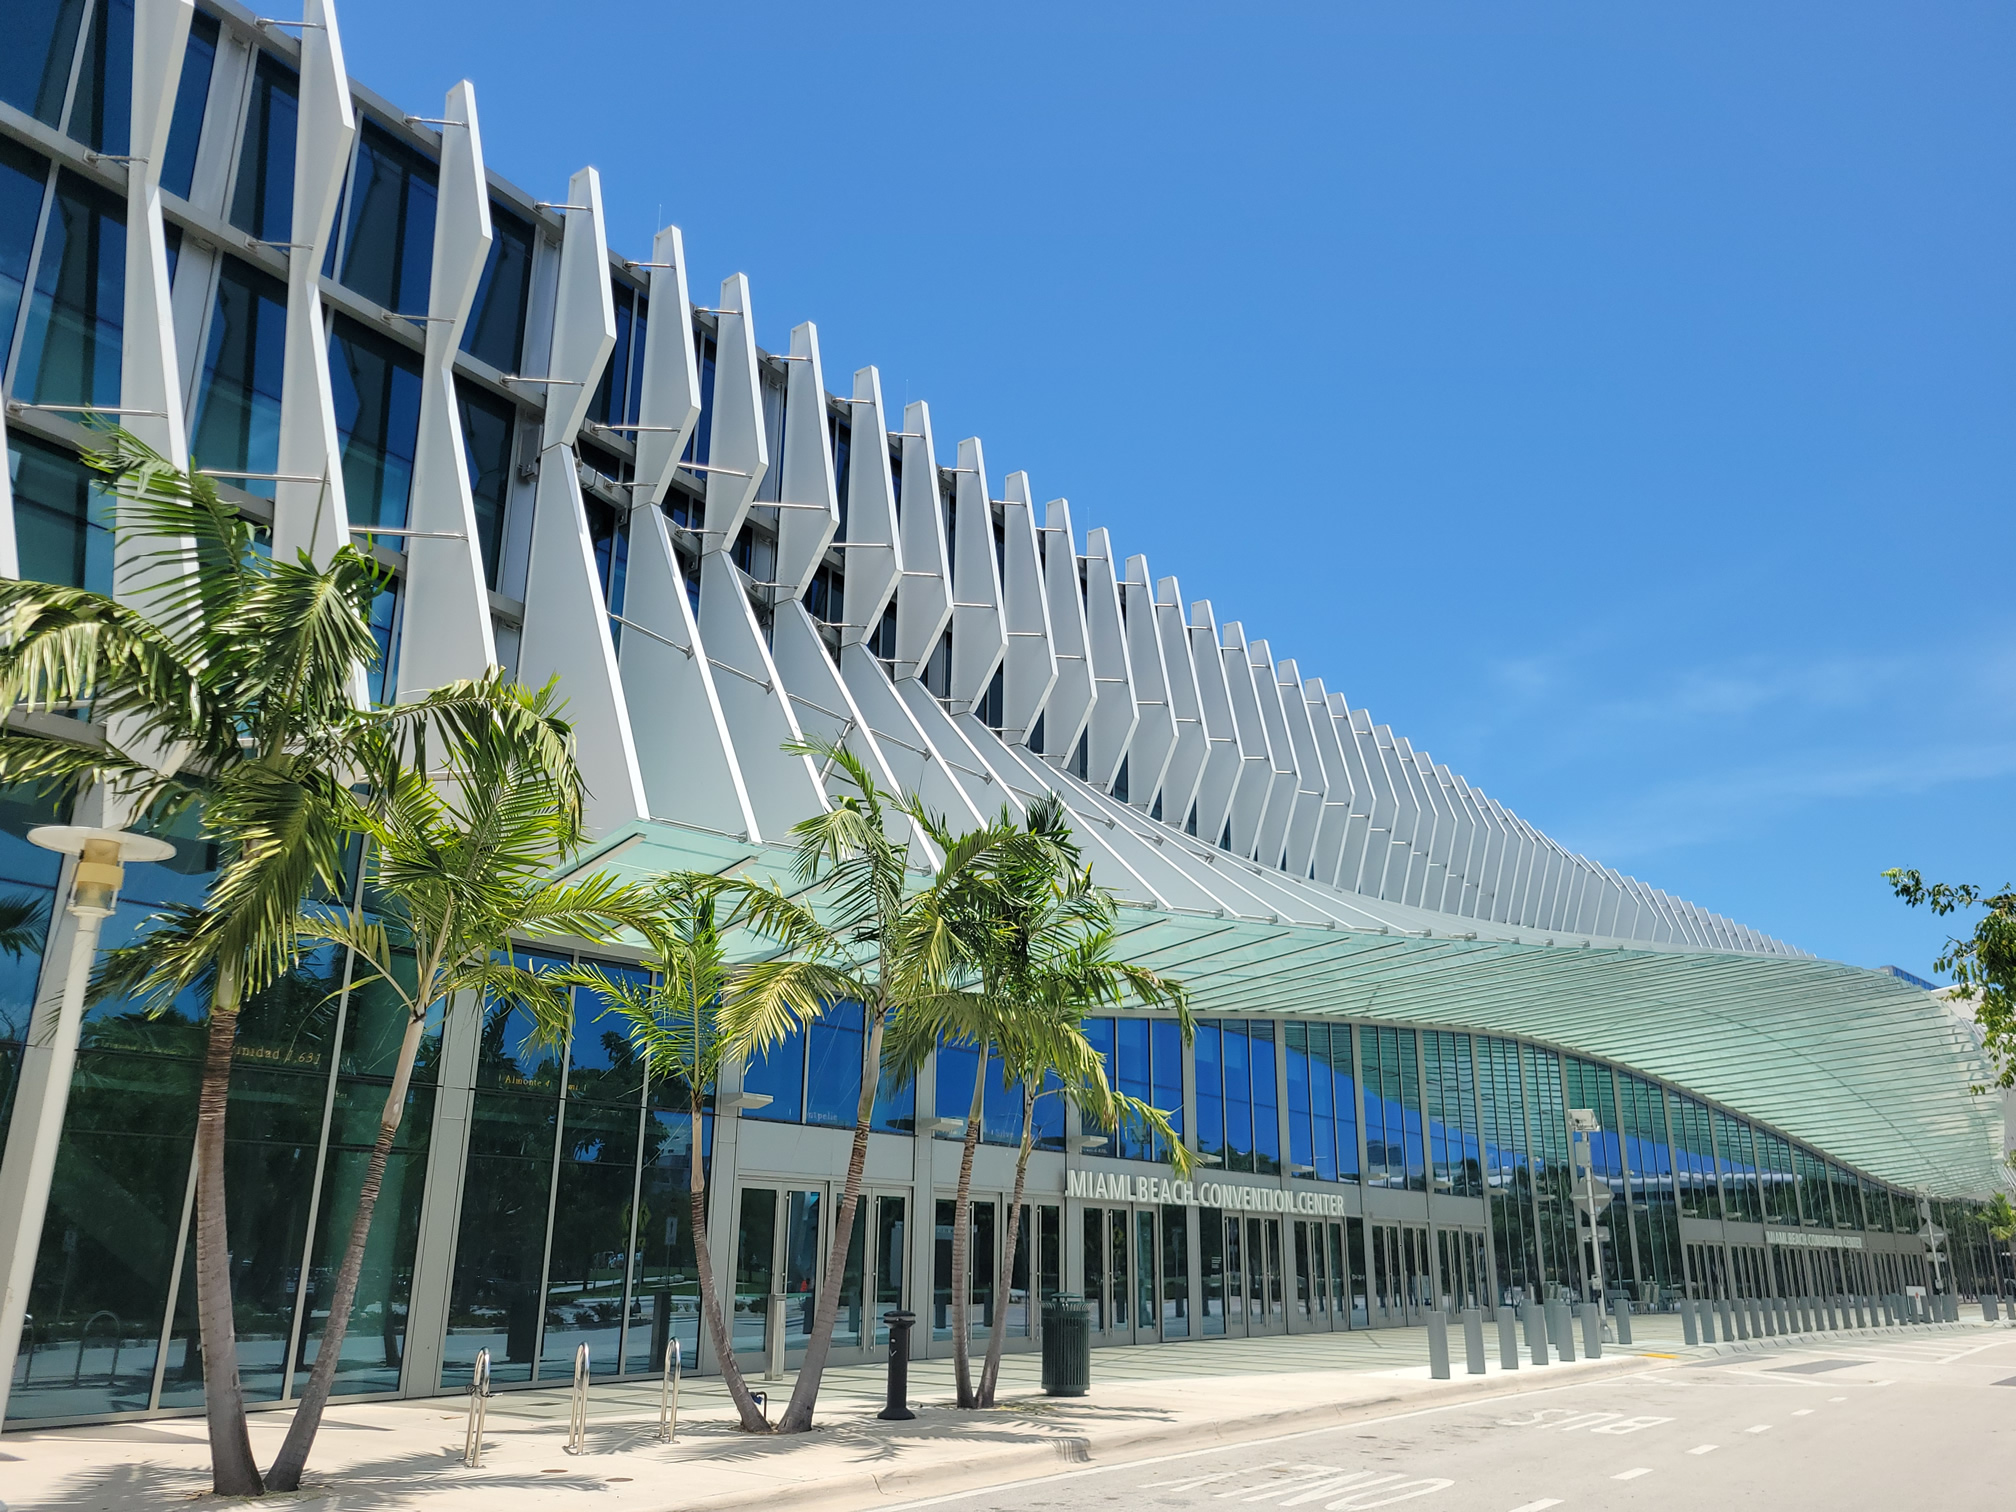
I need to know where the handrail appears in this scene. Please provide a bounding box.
[462,1348,491,1467]
[566,1343,590,1453]
[658,1337,681,1442]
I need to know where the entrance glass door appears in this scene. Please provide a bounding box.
[732,1185,823,1364]
[933,1197,998,1345]
[1368,1222,1432,1324]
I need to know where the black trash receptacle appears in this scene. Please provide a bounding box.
[1042,1294,1091,1397]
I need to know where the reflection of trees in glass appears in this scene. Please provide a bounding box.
[0,889,48,959]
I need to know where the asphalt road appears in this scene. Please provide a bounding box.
[887,1328,2016,1511]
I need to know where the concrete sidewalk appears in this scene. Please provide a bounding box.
[0,1315,1974,1512]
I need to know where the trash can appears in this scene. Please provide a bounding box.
[1042,1294,1091,1397]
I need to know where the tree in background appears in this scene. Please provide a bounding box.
[1885,870,2016,1087]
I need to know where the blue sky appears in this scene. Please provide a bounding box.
[340,0,2016,973]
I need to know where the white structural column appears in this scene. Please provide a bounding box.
[516,167,647,837]
[619,505,759,841]
[771,321,840,599]
[1120,556,1175,814]
[693,283,823,841]
[1037,499,1093,766]
[1244,637,1299,870]
[269,0,356,565]
[1273,658,1331,880]
[1325,697,1376,892]
[769,600,903,808]
[1405,744,1452,909]
[632,225,702,501]
[893,401,951,678]
[1082,527,1135,791]
[701,274,767,548]
[1153,576,1207,836]
[1187,599,1244,850]
[1217,619,1275,860]
[838,641,986,829]
[947,437,1005,711]
[997,470,1055,746]
[1303,678,1354,889]
[395,80,497,698]
[838,368,900,645]
[116,0,193,480]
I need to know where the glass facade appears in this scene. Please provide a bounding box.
[190,255,287,495]
[229,52,298,244]
[335,120,437,317]
[14,168,124,408]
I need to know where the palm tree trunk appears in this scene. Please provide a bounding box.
[778,1001,884,1433]
[194,957,263,1497]
[978,1081,1037,1407]
[688,1090,772,1432]
[266,1005,428,1490]
[950,1045,988,1408]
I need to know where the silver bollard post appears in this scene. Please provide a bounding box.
[1427,1312,1451,1379]
[1614,1296,1633,1346]
[1524,1299,1548,1365]
[1462,1308,1486,1374]
[463,1348,491,1468]
[566,1344,590,1455]
[1498,1305,1521,1370]
[1580,1302,1602,1359]
[1731,1296,1750,1341]
[1987,1297,2000,1323]
[1699,1297,1717,1344]
[658,1337,682,1443]
[765,1293,787,1381]
[1680,1297,1699,1347]
[1551,1300,1577,1363]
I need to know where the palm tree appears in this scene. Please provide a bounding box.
[974,919,1190,1409]
[0,428,402,1496]
[1984,1192,2016,1298]
[884,798,1189,1407]
[761,736,1030,1434]
[258,682,659,1490]
[553,872,848,1433]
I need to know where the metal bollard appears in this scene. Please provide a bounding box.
[566,1344,589,1455]
[1880,1294,1894,1326]
[1523,1300,1548,1365]
[765,1293,787,1381]
[879,1310,917,1421]
[1614,1296,1633,1346]
[1580,1303,1602,1359]
[1680,1298,1699,1347]
[1497,1306,1520,1370]
[1701,1297,1718,1344]
[1828,1295,1842,1331]
[1427,1312,1451,1379]
[658,1338,681,1443]
[1987,1297,2000,1323]
[1550,1300,1576,1363]
[463,1348,491,1468]
[1462,1308,1486,1374]
[1730,1296,1749,1341]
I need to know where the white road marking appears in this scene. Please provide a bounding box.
[1745,1424,1772,1434]
[1872,1380,1895,1387]
[1688,1444,1718,1455]
[1828,1396,1847,1402]
[1792,1409,1813,1416]
[1613,1467,1653,1480]
[1507,1501,1563,1511]
[1279,1473,1398,1506]
[1145,1470,1247,1491]
[1221,1466,1351,1501]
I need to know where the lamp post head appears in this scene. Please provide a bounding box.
[27,825,178,919]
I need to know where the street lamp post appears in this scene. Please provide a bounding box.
[1568,1107,1613,1339]
[0,826,175,1428]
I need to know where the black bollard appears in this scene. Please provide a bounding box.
[879,1310,917,1421]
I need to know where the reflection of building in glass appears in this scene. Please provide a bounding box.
[0,0,2008,1430]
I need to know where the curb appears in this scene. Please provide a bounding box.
[647,1351,1668,1512]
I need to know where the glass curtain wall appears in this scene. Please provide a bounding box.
[1422,1030,1480,1197]
[739,1002,915,1135]
[1617,1073,1680,1300]
[1564,1057,1632,1294]
[1284,1021,1358,1182]
[1476,1037,1540,1299]
[1362,1026,1423,1191]
[1082,1016,1182,1161]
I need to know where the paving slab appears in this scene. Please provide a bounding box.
[1,1315,1974,1512]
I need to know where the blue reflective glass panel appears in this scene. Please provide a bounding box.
[228,53,297,243]
[17,169,124,406]
[159,11,217,199]
[740,1021,804,1123]
[191,254,286,495]
[805,1000,864,1128]
[330,314,423,529]
[337,119,437,314]
[0,0,87,125]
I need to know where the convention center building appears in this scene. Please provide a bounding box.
[0,0,2008,1430]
